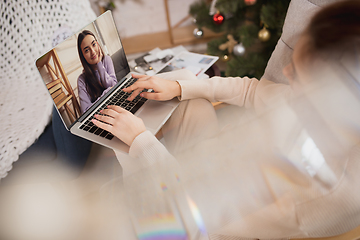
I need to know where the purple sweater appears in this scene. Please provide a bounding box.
[77,55,117,114]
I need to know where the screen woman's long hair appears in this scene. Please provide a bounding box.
[77,30,105,103]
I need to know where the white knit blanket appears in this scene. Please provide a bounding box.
[0,0,96,179]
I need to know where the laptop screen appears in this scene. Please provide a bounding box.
[35,11,130,129]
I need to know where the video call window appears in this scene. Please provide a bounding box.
[36,11,130,128]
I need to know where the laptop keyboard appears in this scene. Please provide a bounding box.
[79,77,148,140]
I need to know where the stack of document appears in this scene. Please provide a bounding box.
[128,45,218,79]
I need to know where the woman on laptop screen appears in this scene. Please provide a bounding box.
[77,29,117,114]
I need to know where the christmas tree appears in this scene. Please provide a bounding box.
[190,0,291,79]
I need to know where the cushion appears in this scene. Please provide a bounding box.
[262,0,344,84]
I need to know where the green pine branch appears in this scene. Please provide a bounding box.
[226,52,268,79]
[261,0,290,37]
[190,0,291,78]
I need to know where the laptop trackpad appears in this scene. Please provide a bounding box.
[138,101,174,130]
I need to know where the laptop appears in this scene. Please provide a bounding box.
[35,11,179,153]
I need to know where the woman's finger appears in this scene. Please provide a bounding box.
[107,105,129,114]
[124,78,154,92]
[139,91,162,101]
[123,81,156,101]
[99,108,120,118]
[131,73,148,80]
[127,89,143,101]
[94,114,115,126]
[92,119,112,132]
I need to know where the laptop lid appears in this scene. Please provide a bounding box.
[35,11,130,130]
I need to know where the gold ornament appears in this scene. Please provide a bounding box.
[219,34,238,53]
[258,26,271,42]
[221,54,230,62]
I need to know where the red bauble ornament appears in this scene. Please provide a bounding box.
[213,12,224,25]
[244,0,256,5]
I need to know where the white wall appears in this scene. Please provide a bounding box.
[89,0,197,38]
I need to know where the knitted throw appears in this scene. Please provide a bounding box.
[0,0,96,179]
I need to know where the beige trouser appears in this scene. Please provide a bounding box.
[158,69,220,154]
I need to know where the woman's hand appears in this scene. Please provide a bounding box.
[124,73,181,101]
[97,43,103,62]
[92,105,146,146]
